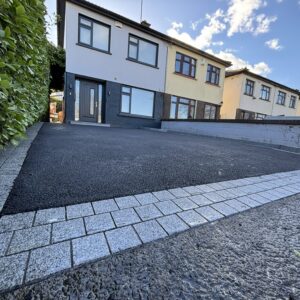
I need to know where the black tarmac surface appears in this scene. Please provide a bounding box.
[2,195,300,299]
[2,123,300,215]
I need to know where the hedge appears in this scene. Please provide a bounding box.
[0,0,49,147]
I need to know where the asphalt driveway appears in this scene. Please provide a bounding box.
[2,123,300,215]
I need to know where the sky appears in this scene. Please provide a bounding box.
[45,0,300,89]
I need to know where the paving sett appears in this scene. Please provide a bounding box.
[4,195,300,299]
[3,124,300,214]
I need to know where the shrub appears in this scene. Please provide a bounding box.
[0,0,50,147]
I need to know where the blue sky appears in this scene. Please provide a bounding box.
[45,0,300,89]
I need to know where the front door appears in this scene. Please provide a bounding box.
[79,80,98,122]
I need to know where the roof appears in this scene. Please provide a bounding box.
[226,68,300,96]
[56,0,232,67]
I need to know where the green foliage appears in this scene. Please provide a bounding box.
[47,42,65,91]
[0,0,50,147]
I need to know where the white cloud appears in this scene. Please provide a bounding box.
[206,49,271,76]
[276,0,283,3]
[254,14,277,35]
[167,9,226,49]
[265,38,283,50]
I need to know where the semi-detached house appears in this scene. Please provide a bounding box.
[57,0,231,128]
[221,69,300,120]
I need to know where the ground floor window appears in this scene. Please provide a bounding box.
[255,113,266,120]
[204,104,217,119]
[170,96,196,119]
[121,86,154,117]
[240,111,251,120]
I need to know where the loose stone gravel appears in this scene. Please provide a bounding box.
[2,195,299,299]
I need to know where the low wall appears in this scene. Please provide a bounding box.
[161,120,300,149]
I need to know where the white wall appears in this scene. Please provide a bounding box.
[162,121,300,149]
[65,2,168,92]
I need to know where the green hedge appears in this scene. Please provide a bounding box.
[0,0,49,147]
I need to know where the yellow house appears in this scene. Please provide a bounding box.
[163,43,231,120]
[221,68,300,119]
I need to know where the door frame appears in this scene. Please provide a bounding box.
[75,75,106,123]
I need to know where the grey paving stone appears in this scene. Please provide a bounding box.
[26,242,71,282]
[8,224,51,255]
[216,189,236,200]
[52,218,85,243]
[168,188,190,198]
[66,203,94,220]
[135,204,162,221]
[226,187,247,197]
[195,184,216,193]
[257,191,279,201]
[189,195,212,206]
[157,215,189,235]
[115,196,140,209]
[247,193,272,204]
[216,181,236,189]
[111,208,140,227]
[211,202,238,216]
[134,193,158,205]
[237,196,261,208]
[182,186,202,195]
[134,220,167,243]
[205,182,224,191]
[178,210,207,227]
[84,213,115,234]
[203,192,225,203]
[0,231,13,257]
[105,226,141,253]
[0,252,28,291]
[153,190,175,201]
[92,199,118,214]
[155,200,181,215]
[173,197,198,210]
[34,207,66,226]
[196,206,224,222]
[72,233,110,266]
[225,199,250,212]
[0,211,35,233]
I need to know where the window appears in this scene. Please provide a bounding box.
[121,86,154,117]
[289,95,297,108]
[240,111,251,120]
[78,15,110,52]
[206,64,220,85]
[128,35,158,67]
[245,79,255,96]
[170,96,196,119]
[204,104,217,119]
[175,52,196,78]
[256,113,266,120]
[277,91,286,105]
[260,85,270,101]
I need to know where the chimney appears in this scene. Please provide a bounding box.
[141,20,151,28]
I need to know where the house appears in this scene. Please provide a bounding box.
[57,0,231,127]
[163,44,230,120]
[221,68,300,120]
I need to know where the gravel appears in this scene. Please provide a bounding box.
[2,194,300,299]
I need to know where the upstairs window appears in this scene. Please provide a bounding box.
[260,85,270,101]
[289,95,297,108]
[175,52,196,78]
[277,91,286,105]
[206,64,220,85]
[128,35,158,67]
[245,79,255,96]
[78,15,110,52]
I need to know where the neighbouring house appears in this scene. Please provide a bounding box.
[221,68,300,120]
[57,0,231,128]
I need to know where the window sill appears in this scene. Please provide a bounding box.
[259,98,270,101]
[276,103,286,106]
[126,58,159,69]
[205,81,220,87]
[243,93,254,97]
[76,43,112,55]
[173,72,197,80]
[118,113,155,120]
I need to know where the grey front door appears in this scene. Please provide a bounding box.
[79,80,98,122]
